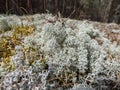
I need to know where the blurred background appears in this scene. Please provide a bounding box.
[0,0,120,24]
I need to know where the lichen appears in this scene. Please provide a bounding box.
[0,14,120,90]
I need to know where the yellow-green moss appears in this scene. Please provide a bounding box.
[0,25,35,70]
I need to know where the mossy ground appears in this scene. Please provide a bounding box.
[0,14,120,90]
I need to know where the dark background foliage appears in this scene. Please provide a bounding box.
[0,0,120,23]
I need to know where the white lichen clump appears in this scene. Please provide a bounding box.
[0,14,120,90]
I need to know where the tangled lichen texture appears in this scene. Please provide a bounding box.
[0,14,120,90]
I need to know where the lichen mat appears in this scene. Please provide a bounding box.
[0,14,120,90]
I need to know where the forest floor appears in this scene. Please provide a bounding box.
[0,14,120,90]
